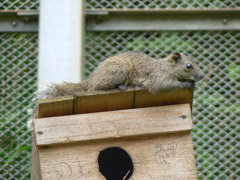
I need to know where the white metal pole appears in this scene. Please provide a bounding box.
[38,0,85,91]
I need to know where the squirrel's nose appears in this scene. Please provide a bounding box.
[195,74,205,81]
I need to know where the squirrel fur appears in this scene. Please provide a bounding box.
[38,52,204,99]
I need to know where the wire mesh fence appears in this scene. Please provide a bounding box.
[0,33,38,180]
[86,0,240,9]
[1,0,239,10]
[0,0,239,180]
[0,0,39,10]
[85,31,240,179]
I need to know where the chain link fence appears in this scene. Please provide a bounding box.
[1,0,239,10]
[86,0,240,9]
[0,0,39,10]
[0,33,38,179]
[0,0,239,180]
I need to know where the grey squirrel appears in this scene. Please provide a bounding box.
[38,52,204,99]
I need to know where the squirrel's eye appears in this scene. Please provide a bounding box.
[186,63,193,69]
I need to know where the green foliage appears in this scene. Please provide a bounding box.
[1,33,38,179]
[125,33,195,55]
[228,66,240,81]
[0,107,33,179]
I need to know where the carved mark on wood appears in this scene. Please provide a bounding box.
[52,158,87,178]
[154,142,177,167]
[73,157,86,175]
[53,162,72,178]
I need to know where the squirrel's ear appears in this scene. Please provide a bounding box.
[171,52,181,63]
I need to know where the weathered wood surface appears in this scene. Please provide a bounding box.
[37,88,194,118]
[33,88,197,180]
[34,104,192,146]
[74,88,134,114]
[38,132,197,180]
[134,88,194,108]
[31,133,42,180]
[37,96,74,118]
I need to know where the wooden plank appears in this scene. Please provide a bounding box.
[31,133,42,180]
[34,104,192,146]
[37,132,197,180]
[37,88,193,118]
[134,88,194,108]
[74,88,134,114]
[37,96,74,118]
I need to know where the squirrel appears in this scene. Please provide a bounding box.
[38,52,204,99]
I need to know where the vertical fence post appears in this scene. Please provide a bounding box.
[38,0,85,91]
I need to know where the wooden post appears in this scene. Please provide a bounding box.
[31,88,198,180]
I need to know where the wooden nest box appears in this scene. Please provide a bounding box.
[31,88,198,180]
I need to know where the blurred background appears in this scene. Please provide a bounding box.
[0,0,239,179]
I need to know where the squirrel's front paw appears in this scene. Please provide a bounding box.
[135,86,144,90]
[118,84,128,91]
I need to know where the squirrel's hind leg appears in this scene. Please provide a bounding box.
[88,64,129,91]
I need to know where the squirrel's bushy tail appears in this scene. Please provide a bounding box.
[37,81,88,99]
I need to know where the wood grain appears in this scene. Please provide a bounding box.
[37,96,74,118]
[31,133,42,180]
[34,104,192,146]
[74,88,134,114]
[38,132,197,180]
[37,88,194,118]
[134,88,194,109]
[33,88,197,179]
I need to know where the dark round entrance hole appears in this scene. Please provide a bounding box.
[98,147,134,180]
